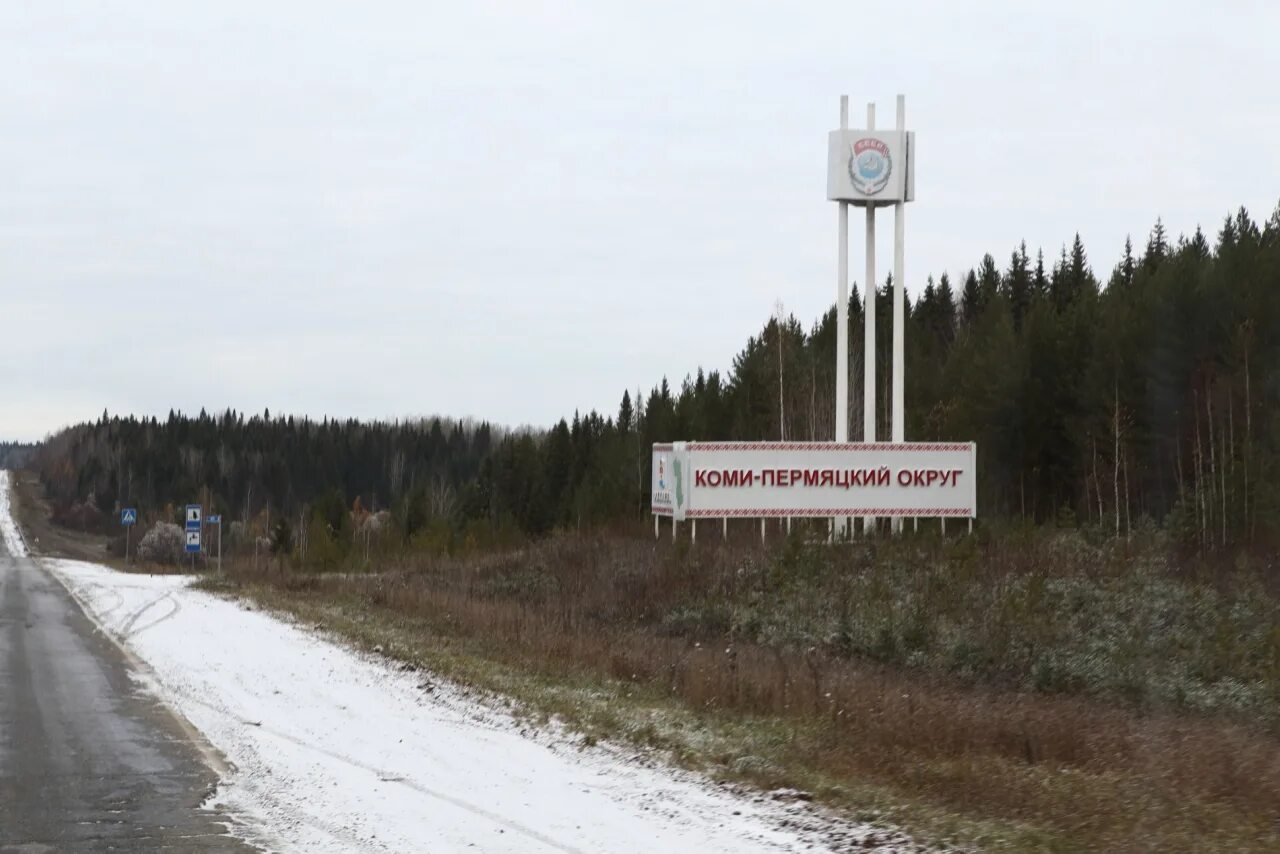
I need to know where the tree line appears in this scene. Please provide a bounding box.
[0,442,36,469]
[27,202,1280,552]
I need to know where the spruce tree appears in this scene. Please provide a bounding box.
[1066,233,1093,303]
[936,273,957,346]
[1144,218,1168,272]
[1007,241,1032,331]
[961,270,982,325]
[1033,249,1048,298]
[1112,236,1135,290]
[618,391,633,434]
[978,253,1001,306]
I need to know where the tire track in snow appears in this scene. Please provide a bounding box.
[124,594,182,639]
[81,581,126,618]
[119,591,182,638]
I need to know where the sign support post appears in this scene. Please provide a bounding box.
[892,94,907,535]
[863,101,877,536]
[828,93,914,536]
[835,95,850,541]
[120,508,137,563]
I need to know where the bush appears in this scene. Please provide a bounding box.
[137,522,185,565]
[51,500,107,533]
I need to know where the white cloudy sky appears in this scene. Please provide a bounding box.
[3,1,1278,441]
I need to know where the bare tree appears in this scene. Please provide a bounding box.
[1113,382,1121,537]
[389,450,406,498]
[428,475,455,519]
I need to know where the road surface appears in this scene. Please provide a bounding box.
[0,531,253,851]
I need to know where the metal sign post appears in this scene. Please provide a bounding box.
[827,94,915,536]
[184,504,202,570]
[863,101,877,535]
[834,96,850,540]
[891,95,908,535]
[121,508,137,564]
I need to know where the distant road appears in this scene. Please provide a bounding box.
[0,518,254,850]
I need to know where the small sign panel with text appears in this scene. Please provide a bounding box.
[650,444,680,517]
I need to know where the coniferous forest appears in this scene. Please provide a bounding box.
[29,205,1280,551]
[0,442,35,469]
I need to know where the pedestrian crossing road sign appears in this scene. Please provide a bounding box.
[121,508,137,526]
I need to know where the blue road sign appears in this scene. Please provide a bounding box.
[185,504,202,531]
[208,514,222,524]
[121,508,137,526]
[185,529,201,553]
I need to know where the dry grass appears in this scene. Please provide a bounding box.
[8,469,112,562]
[205,531,1280,851]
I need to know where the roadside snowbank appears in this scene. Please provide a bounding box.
[45,559,892,852]
[0,471,28,556]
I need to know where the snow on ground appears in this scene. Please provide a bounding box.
[42,557,901,852]
[0,471,28,556]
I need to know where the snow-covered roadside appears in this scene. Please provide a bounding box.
[0,471,29,556]
[41,555,902,853]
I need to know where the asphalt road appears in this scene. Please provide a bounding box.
[0,536,256,851]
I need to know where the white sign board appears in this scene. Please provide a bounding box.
[826,129,915,205]
[652,442,975,521]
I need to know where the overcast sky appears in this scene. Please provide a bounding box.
[3,2,1278,442]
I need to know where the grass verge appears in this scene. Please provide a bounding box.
[196,565,1280,853]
